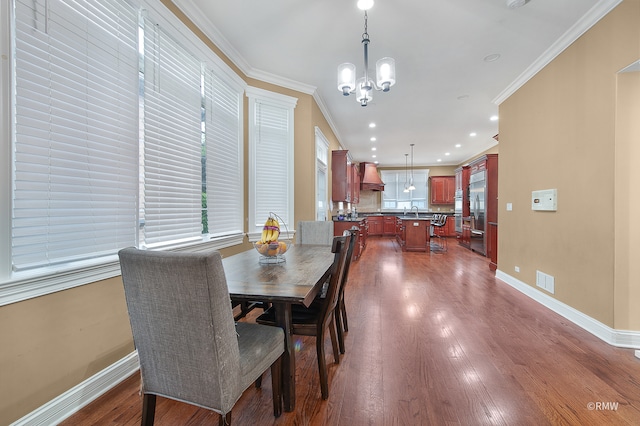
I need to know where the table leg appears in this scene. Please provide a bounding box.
[273,301,295,412]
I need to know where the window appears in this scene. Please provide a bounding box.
[380,169,429,211]
[1,0,245,305]
[315,127,329,221]
[246,86,297,240]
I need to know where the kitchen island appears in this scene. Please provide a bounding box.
[395,216,431,252]
[334,212,452,254]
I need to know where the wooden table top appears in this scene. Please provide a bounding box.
[223,244,335,307]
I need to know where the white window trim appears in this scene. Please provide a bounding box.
[315,126,329,221]
[0,0,246,307]
[246,86,297,242]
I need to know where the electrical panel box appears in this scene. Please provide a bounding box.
[532,189,557,211]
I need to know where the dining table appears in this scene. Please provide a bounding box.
[222,243,335,412]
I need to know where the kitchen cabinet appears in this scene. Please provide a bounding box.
[331,150,352,203]
[333,218,367,260]
[383,216,396,236]
[430,176,455,204]
[455,166,471,217]
[395,216,404,248]
[351,164,360,204]
[367,216,383,236]
[441,216,456,237]
[460,221,471,248]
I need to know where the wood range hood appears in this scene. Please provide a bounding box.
[359,162,385,191]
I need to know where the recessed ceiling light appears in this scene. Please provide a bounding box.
[457,95,469,100]
[357,0,374,11]
[455,144,461,148]
[445,152,450,156]
[470,132,477,137]
[437,159,442,162]
[484,54,501,62]
[490,115,499,121]
[371,147,377,151]
[372,154,376,158]
[374,160,379,164]
[370,137,376,141]
[369,122,376,128]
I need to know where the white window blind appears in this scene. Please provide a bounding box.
[141,18,203,247]
[204,71,243,237]
[246,87,297,236]
[12,0,139,271]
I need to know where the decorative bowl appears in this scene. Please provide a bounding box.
[253,240,291,263]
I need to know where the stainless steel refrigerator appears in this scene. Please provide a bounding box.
[468,170,486,255]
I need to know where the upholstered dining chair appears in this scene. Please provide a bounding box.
[295,220,334,245]
[118,248,285,426]
[256,234,351,400]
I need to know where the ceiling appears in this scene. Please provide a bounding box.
[174,0,616,167]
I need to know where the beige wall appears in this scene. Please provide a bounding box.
[0,1,342,423]
[0,278,134,423]
[498,0,640,328]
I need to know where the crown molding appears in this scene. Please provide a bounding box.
[246,68,316,95]
[172,0,252,76]
[493,0,623,105]
[312,91,343,146]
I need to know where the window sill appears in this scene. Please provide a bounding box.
[0,234,244,307]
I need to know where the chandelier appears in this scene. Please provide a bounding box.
[407,144,416,191]
[337,0,396,106]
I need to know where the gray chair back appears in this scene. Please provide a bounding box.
[118,248,279,417]
[295,221,334,245]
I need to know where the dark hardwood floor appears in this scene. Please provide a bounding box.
[61,237,640,425]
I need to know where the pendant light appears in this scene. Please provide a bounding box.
[403,153,410,192]
[408,144,416,191]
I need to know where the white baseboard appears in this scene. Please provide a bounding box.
[496,269,640,350]
[12,351,139,426]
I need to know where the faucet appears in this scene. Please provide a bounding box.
[411,206,419,218]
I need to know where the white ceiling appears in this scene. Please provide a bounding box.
[174,0,618,167]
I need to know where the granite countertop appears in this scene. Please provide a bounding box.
[333,212,453,221]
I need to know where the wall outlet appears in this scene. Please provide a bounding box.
[536,270,555,294]
[506,203,513,211]
[515,266,520,272]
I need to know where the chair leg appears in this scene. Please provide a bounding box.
[270,356,283,417]
[329,315,340,364]
[335,306,346,354]
[141,393,156,426]
[340,297,349,332]
[316,328,329,399]
[218,412,232,426]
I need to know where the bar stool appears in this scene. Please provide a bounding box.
[430,214,448,253]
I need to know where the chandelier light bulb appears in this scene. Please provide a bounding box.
[337,63,356,95]
[376,57,396,91]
